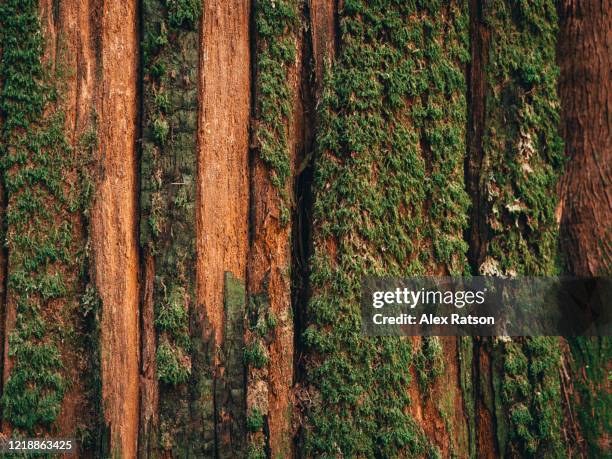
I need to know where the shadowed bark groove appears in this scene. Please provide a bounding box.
[466,0,490,273]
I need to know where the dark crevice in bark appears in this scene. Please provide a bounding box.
[465,0,490,274]
[466,3,499,455]
[291,0,317,452]
[473,337,499,457]
[0,171,7,421]
[135,0,154,456]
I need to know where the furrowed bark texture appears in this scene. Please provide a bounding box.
[559,0,611,277]
[559,1,611,456]
[0,1,608,458]
[301,1,473,456]
[139,0,206,456]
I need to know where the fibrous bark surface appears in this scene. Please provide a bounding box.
[0,1,607,457]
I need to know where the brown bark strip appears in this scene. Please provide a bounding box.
[138,252,158,458]
[465,1,499,456]
[91,0,140,456]
[558,0,612,277]
[197,0,251,350]
[246,2,306,457]
[196,0,251,453]
[309,0,337,93]
[558,2,611,456]
[47,0,101,442]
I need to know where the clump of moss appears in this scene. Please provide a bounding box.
[244,342,269,369]
[166,0,201,29]
[157,340,191,385]
[414,337,445,392]
[479,0,564,277]
[499,338,563,456]
[247,407,265,433]
[246,443,267,459]
[302,1,470,456]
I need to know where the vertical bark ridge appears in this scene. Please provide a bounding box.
[138,0,206,456]
[302,1,471,456]
[0,0,102,449]
[466,1,568,457]
[91,0,140,456]
[247,1,302,457]
[196,0,251,455]
[558,1,611,456]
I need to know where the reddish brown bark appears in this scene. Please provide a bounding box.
[196,0,251,350]
[90,1,140,456]
[558,3,611,456]
[559,0,612,277]
[247,11,307,457]
[309,0,337,93]
[196,0,251,454]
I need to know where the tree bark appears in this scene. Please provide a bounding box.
[0,1,608,457]
[558,1,611,456]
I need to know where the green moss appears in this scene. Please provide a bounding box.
[497,338,564,457]
[247,443,267,459]
[157,339,191,385]
[253,0,300,222]
[166,0,201,29]
[0,0,92,434]
[303,1,470,456]
[479,0,564,277]
[414,336,445,392]
[247,407,265,433]
[477,2,567,456]
[244,342,269,369]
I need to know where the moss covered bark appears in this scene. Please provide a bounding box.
[139,0,209,456]
[0,0,97,440]
[247,1,301,457]
[302,1,470,456]
[469,1,568,456]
